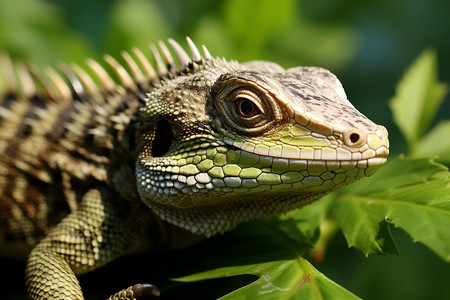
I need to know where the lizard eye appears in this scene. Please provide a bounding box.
[235,97,260,118]
[213,72,288,135]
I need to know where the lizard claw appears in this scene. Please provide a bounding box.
[132,283,161,298]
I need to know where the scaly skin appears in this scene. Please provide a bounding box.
[0,37,389,299]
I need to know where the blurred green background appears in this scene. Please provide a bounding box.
[1,0,449,299]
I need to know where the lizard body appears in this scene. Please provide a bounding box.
[0,37,389,299]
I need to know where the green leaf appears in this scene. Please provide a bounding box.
[331,157,450,261]
[333,195,400,256]
[389,49,447,152]
[176,215,359,299]
[414,120,450,162]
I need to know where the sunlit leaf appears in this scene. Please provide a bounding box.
[414,120,450,162]
[389,49,447,151]
[331,157,450,261]
[176,218,359,299]
[334,195,400,256]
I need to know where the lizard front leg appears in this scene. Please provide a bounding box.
[25,187,159,299]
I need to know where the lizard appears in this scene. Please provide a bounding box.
[0,37,389,299]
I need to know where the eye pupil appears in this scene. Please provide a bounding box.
[236,98,258,117]
[240,100,254,115]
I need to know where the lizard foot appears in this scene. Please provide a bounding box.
[107,283,160,299]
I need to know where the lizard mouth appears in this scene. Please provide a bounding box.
[367,156,388,165]
[227,142,389,167]
[221,128,389,164]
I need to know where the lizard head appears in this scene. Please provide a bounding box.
[136,38,389,236]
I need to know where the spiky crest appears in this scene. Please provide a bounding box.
[0,37,214,105]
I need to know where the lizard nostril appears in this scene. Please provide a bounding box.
[350,133,360,143]
[343,129,366,147]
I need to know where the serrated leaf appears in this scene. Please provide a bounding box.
[414,120,450,162]
[218,257,360,300]
[389,49,447,151]
[334,196,400,256]
[339,156,447,195]
[176,216,359,299]
[375,178,450,261]
[331,157,450,261]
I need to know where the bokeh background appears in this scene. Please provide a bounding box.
[1,0,449,299]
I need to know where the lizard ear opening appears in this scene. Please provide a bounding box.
[151,119,173,157]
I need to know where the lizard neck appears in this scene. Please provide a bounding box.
[0,89,145,243]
